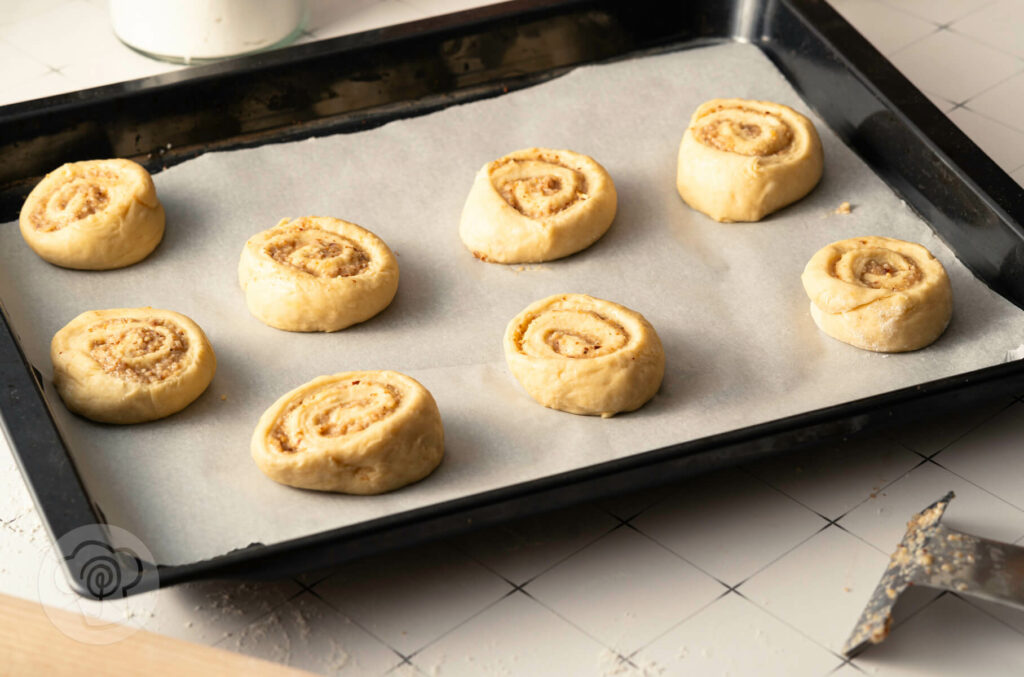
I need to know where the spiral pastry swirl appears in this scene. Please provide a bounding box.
[238,216,399,332]
[801,236,953,352]
[251,371,445,494]
[504,294,665,417]
[460,148,617,263]
[51,308,216,423]
[676,99,823,222]
[20,159,165,269]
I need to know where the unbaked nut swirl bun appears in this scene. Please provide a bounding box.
[459,148,618,263]
[20,159,165,269]
[676,98,824,222]
[251,371,445,494]
[801,236,953,352]
[51,308,216,423]
[238,216,399,332]
[503,294,665,417]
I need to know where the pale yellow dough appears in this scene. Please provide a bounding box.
[238,216,399,332]
[503,294,665,416]
[51,308,216,423]
[801,236,953,352]
[460,148,617,263]
[676,98,824,222]
[20,159,165,269]
[251,371,445,494]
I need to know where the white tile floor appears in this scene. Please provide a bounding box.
[2,1,1024,675]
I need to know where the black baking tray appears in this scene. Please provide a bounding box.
[3,0,1024,599]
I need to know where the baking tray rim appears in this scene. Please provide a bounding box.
[2,0,1023,598]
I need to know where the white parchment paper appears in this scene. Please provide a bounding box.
[3,43,1023,564]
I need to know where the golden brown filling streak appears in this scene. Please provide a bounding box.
[269,380,402,454]
[490,156,588,219]
[694,106,794,157]
[515,309,629,359]
[87,319,190,384]
[831,243,923,292]
[263,226,370,278]
[30,169,122,232]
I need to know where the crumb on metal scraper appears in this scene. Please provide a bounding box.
[842,491,954,656]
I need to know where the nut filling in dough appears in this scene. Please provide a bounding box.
[460,148,617,263]
[19,159,165,269]
[801,236,953,352]
[51,308,216,423]
[503,294,665,417]
[676,98,824,222]
[251,371,445,494]
[238,216,399,332]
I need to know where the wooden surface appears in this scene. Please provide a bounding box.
[0,592,311,677]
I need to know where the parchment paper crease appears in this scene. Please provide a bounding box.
[3,43,1023,564]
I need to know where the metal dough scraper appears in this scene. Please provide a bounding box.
[844,491,1024,656]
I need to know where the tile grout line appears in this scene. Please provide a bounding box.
[739,462,867,523]
[827,657,859,675]
[894,437,930,460]
[486,519,737,663]
[741,454,927,533]
[953,98,1024,142]
[683,463,950,585]
[952,62,1024,105]
[621,517,858,625]
[620,521,739,591]
[828,3,936,59]
[506,586,639,667]
[455,517,771,664]
[725,585,852,668]
[444,513,624,592]
[944,23,1024,67]
[825,451,1024,555]
[731,569,942,670]
[601,485,679,524]
[896,397,1019,460]
[851,0,944,31]
[874,0,999,29]
[729,520,838,590]
[619,587,740,665]
[955,592,1024,638]
[293,568,341,589]
[398,587,537,666]
[384,656,422,677]
[847,592,952,668]
[923,456,1024,515]
[879,24,1023,106]
[300,586,418,667]
[829,519,889,558]
[952,67,1018,107]
[831,656,867,674]
[879,23,944,60]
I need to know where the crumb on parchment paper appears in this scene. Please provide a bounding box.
[835,201,852,214]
